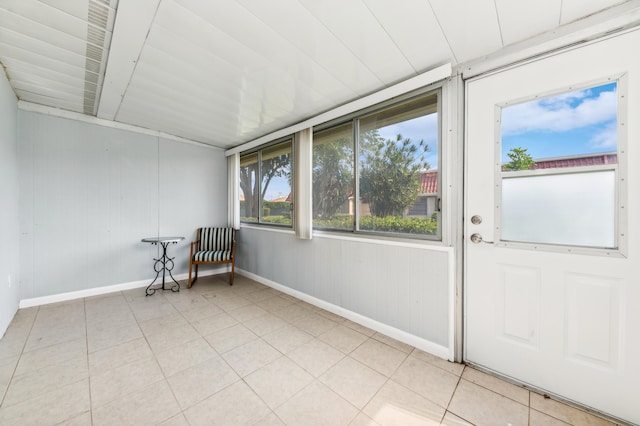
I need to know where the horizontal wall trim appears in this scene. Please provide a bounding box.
[241,224,453,253]
[237,268,452,361]
[18,267,227,308]
[226,63,452,156]
[17,101,222,150]
[239,224,295,235]
[312,230,453,252]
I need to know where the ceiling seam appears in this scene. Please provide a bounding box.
[294,0,389,86]
[425,0,459,64]
[0,7,114,49]
[493,0,505,47]
[108,0,164,120]
[235,1,382,94]
[360,1,418,74]
[0,25,105,64]
[167,1,339,104]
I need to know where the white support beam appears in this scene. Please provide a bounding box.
[97,0,160,120]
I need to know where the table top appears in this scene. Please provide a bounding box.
[141,236,185,243]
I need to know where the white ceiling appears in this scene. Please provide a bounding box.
[0,0,636,149]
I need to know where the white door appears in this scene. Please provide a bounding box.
[465,30,640,424]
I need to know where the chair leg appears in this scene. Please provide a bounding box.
[187,262,193,288]
[229,261,234,286]
[194,264,199,285]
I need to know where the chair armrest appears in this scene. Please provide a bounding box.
[189,239,200,258]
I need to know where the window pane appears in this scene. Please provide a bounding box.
[499,82,619,249]
[239,153,258,222]
[261,140,292,226]
[501,82,617,171]
[357,93,439,235]
[502,171,615,248]
[313,123,354,230]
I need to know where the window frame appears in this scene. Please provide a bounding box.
[239,136,294,228]
[312,86,443,240]
[493,75,627,256]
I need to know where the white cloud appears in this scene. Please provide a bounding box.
[502,88,617,136]
[589,121,617,149]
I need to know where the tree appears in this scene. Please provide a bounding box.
[359,132,430,217]
[312,138,353,220]
[503,147,535,171]
[240,153,290,218]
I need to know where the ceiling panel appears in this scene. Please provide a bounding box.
[297,0,416,85]
[1,56,85,87]
[0,41,86,75]
[0,0,117,115]
[1,0,635,149]
[429,0,503,63]
[236,0,384,97]
[0,5,90,45]
[0,28,87,67]
[362,0,453,72]
[166,0,353,100]
[561,0,626,24]
[495,0,562,46]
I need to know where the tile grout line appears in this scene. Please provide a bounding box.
[0,306,39,410]
[83,297,94,426]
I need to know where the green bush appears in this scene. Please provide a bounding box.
[261,215,292,225]
[313,215,437,235]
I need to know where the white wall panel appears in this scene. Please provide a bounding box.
[158,137,227,274]
[17,111,226,299]
[0,67,20,336]
[236,228,451,348]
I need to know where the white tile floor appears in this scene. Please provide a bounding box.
[0,274,620,425]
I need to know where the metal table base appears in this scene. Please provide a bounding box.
[141,237,184,296]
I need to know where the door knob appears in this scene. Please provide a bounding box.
[470,233,493,244]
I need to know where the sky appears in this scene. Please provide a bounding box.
[376,113,439,170]
[260,83,618,200]
[501,82,617,162]
[261,113,440,201]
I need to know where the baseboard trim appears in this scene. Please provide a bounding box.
[18,267,226,308]
[236,268,451,361]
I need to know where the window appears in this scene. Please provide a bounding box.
[313,90,441,238]
[499,81,620,248]
[240,138,293,226]
[312,122,354,230]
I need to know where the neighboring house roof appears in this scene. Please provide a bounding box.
[265,153,617,202]
[269,196,290,202]
[533,152,617,169]
[420,171,438,195]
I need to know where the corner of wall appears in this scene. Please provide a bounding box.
[0,66,21,336]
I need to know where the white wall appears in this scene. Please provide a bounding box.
[18,111,227,300]
[237,228,453,356]
[0,68,20,335]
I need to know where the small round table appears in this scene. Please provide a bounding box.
[141,236,184,296]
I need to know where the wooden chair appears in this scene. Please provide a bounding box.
[187,227,236,288]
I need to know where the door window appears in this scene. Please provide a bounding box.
[498,81,622,249]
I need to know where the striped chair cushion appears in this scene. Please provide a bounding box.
[193,250,232,262]
[198,227,235,252]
